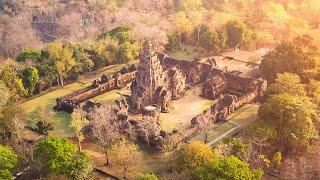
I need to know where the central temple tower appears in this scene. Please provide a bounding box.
[130,41,186,112]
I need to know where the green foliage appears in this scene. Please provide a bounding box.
[16,48,41,62]
[178,0,203,11]
[22,67,39,96]
[96,28,138,64]
[70,109,89,151]
[259,93,319,150]
[116,41,139,63]
[0,81,11,107]
[98,26,131,43]
[72,45,94,73]
[260,35,320,82]
[166,34,180,51]
[0,62,27,98]
[35,136,91,179]
[199,26,219,51]
[306,79,320,107]
[43,43,76,86]
[136,173,158,180]
[194,155,263,180]
[0,104,26,144]
[273,151,282,168]
[223,138,249,161]
[0,145,18,180]
[225,20,249,48]
[175,141,218,172]
[34,106,54,135]
[265,73,307,98]
[198,25,227,52]
[174,11,193,45]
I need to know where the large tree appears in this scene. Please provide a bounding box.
[225,20,251,48]
[264,72,307,98]
[0,104,26,145]
[43,43,76,87]
[173,11,193,47]
[35,136,91,179]
[0,61,27,98]
[259,93,319,151]
[22,67,39,96]
[260,35,320,82]
[71,108,89,151]
[107,139,143,179]
[90,106,122,165]
[306,79,320,107]
[194,155,263,180]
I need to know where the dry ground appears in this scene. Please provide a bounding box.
[159,86,214,132]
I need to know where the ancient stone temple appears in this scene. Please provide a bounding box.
[130,41,186,112]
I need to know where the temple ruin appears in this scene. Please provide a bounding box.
[54,65,136,113]
[130,42,186,113]
[54,42,267,150]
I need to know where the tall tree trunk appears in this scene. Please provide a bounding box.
[60,76,64,87]
[77,138,82,152]
[197,26,200,51]
[179,31,182,47]
[105,150,109,166]
[123,167,127,179]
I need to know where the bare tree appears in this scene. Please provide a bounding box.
[90,105,122,166]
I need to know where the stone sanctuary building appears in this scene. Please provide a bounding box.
[130,42,186,113]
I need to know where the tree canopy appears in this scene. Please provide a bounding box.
[175,141,218,172]
[0,145,18,180]
[194,155,263,180]
[35,136,91,179]
[260,35,320,82]
[259,93,319,151]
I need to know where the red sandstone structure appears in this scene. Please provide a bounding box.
[54,42,267,151]
[54,65,136,113]
[130,42,186,113]
[54,43,267,128]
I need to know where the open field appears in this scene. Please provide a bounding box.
[20,61,138,137]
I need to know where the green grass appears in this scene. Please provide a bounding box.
[227,104,259,126]
[20,61,138,137]
[167,45,209,61]
[190,121,238,143]
[90,86,131,104]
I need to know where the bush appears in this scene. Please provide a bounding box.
[16,48,41,62]
[166,34,180,51]
[0,145,18,180]
[175,141,218,172]
[136,173,158,180]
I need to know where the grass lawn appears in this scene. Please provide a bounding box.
[20,61,138,137]
[189,121,238,144]
[167,45,210,61]
[227,103,259,126]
